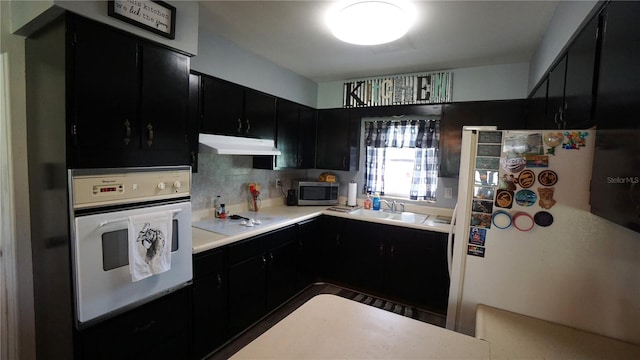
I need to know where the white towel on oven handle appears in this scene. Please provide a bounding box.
[128,210,173,282]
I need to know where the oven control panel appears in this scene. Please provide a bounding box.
[71,167,191,209]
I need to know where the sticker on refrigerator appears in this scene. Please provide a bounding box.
[515,189,537,206]
[498,174,518,191]
[469,227,487,246]
[544,132,563,155]
[476,144,502,157]
[470,212,492,229]
[467,245,486,257]
[525,155,549,168]
[476,157,501,170]
[474,170,499,187]
[473,186,495,201]
[537,187,556,209]
[517,170,536,188]
[472,199,494,214]
[494,189,514,209]
[501,157,526,173]
[478,131,503,144]
[503,132,544,157]
[538,170,558,186]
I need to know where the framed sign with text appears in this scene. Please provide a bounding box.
[108,0,176,39]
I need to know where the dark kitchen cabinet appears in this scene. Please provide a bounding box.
[296,217,322,290]
[319,216,450,315]
[78,287,192,360]
[440,100,525,177]
[200,75,277,139]
[253,99,317,170]
[545,55,567,130]
[316,108,360,171]
[227,226,298,336]
[69,14,190,168]
[192,249,228,359]
[525,78,548,129]
[188,73,201,172]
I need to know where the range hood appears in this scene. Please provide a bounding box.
[199,133,281,156]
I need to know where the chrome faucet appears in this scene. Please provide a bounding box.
[380,199,405,213]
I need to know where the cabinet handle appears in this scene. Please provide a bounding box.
[336,233,340,246]
[379,242,384,256]
[124,119,131,145]
[390,245,395,257]
[262,254,267,266]
[191,151,196,166]
[237,118,242,134]
[342,156,347,169]
[146,123,154,147]
[216,274,222,289]
[245,119,251,134]
[269,252,274,262]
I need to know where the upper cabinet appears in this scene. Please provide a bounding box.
[525,9,599,130]
[316,108,361,171]
[68,14,191,168]
[268,99,317,169]
[200,75,277,139]
[594,1,640,130]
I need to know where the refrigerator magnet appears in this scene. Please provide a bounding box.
[538,170,558,186]
[501,157,526,173]
[562,131,588,150]
[469,227,487,246]
[492,210,512,229]
[544,132,563,155]
[515,189,537,207]
[467,244,486,257]
[472,199,494,214]
[537,187,556,209]
[470,212,492,229]
[513,212,535,231]
[525,155,549,168]
[517,169,535,188]
[534,211,554,227]
[494,189,514,209]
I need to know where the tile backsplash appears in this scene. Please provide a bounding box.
[192,152,307,211]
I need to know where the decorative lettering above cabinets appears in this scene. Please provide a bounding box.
[343,71,453,108]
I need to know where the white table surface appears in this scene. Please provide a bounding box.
[230,294,490,359]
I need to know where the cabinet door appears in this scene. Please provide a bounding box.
[526,79,548,129]
[228,255,267,336]
[316,109,359,171]
[340,220,388,294]
[188,73,200,171]
[274,99,299,168]
[140,43,190,164]
[193,249,228,359]
[318,215,344,280]
[298,105,317,168]
[72,16,139,168]
[546,56,567,129]
[244,89,277,139]
[266,231,298,310]
[563,14,599,129]
[388,229,449,315]
[201,76,244,136]
[594,1,640,129]
[296,218,321,289]
[440,102,484,177]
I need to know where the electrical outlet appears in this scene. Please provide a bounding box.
[276,179,282,187]
[444,187,453,199]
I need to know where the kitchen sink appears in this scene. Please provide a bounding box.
[349,208,429,225]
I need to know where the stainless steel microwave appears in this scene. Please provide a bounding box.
[293,180,339,206]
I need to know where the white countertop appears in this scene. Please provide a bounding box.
[230,294,490,359]
[192,201,453,254]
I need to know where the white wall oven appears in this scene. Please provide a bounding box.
[69,167,192,328]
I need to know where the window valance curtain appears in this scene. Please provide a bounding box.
[364,119,440,201]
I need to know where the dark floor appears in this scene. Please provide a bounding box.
[207,283,446,360]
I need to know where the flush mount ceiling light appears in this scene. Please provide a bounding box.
[326,0,417,46]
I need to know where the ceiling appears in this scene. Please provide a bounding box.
[198,1,559,83]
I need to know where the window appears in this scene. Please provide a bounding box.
[364,119,440,201]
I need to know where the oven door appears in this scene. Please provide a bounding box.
[71,200,192,327]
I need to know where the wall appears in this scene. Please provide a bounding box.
[11,0,199,55]
[1,1,36,359]
[527,0,601,92]
[191,26,318,108]
[316,63,530,109]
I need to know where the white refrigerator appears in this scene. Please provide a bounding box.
[446,127,640,344]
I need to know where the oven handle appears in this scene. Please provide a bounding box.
[98,208,183,227]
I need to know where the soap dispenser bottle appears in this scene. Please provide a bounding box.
[372,192,381,211]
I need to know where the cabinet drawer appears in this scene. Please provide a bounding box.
[228,225,296,265]
[79,288,191,359]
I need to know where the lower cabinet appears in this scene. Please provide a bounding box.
[78,287,192,360]
[319,216,450,315]
[192,249,228,359]
[227,225,298,336]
